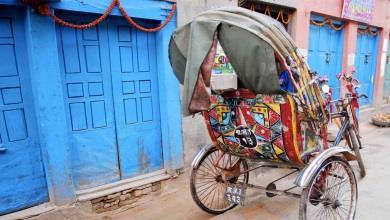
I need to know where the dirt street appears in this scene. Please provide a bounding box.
[108,123,390,220]
[25,123,390,220]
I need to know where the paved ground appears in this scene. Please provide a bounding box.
[107,123,390,220]
[21,123,389,220]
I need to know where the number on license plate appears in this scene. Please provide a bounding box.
[224,183,246,206]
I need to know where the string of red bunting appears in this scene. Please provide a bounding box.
[24,0,176,32]
[248,3,291,25]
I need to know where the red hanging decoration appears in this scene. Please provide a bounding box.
[117,1,177,33]
[26,0,176,32]
[21,0,44,4]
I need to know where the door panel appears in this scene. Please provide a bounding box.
[57,14,164,188]
[383,42,390,103]
[108,18,163,178]
[355,31,378,105]
[0,8,48,214]
[308,20,343,100]
[57,15,120,189]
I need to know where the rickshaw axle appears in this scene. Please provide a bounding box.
[219,162,302,198]
[245,163,300,174]
[224,163,300,185]
[237,182,301,198]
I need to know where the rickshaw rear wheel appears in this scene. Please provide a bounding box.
[299,157,357,220]
[190,146,249,214]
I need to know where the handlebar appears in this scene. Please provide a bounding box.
[338,72,361,88]
[330,93,368,109]
[316,71,366,108]
[358,94,368,99]
[343,93,368,99]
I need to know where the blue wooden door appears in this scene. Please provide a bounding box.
[384,44,390,102]
[355,29,378,105]
[57,14,120,189]
[108,18,163,178]
[0,8,48,214]
[308,17,344,100]
[57,14,163,189]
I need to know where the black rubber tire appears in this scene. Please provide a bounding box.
[299,157,358,220]
[190,146,249,215]
[348,127,366,178]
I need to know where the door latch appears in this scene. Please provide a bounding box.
[364,55,370,64]
[325,53,331,64]
[0,144,6,154]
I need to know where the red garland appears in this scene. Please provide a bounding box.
[31,0,176,32]
[21,0,43,4]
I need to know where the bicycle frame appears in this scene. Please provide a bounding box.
[345,84,360,132]
[335,71,364,133]
[331,111,351,147]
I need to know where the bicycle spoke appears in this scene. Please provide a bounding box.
[304,160,356,220]
[191,147,248,213]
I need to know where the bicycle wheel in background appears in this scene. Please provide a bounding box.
[348,127,366,178]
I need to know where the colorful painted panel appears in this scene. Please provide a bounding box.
[206,90,327,164]
[208,93,292,162]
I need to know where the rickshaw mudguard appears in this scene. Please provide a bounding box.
[295,146,356,188]
[191,144,216,169]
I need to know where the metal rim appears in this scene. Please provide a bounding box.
[190,147,249,214]
[300,157,357,220]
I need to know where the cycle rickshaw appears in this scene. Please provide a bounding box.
[168,7,365,220]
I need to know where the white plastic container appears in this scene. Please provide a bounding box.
[210,41,237,91]
[210,74,237,91]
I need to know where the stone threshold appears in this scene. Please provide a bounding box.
[1,203,55,220]
[77,169,171,202]
[359,106,377,122]
[359,104,390,123]
[380,103,390,109]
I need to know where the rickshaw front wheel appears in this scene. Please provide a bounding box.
[299,157,357,220]
[190,146,249,214]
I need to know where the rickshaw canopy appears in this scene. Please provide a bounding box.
[169,7,305,115]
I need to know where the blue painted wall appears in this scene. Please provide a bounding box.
[155,16,183,171]
[0,0,183,214]
[25,8,79,205]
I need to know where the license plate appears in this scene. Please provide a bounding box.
[224,183,246,206]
